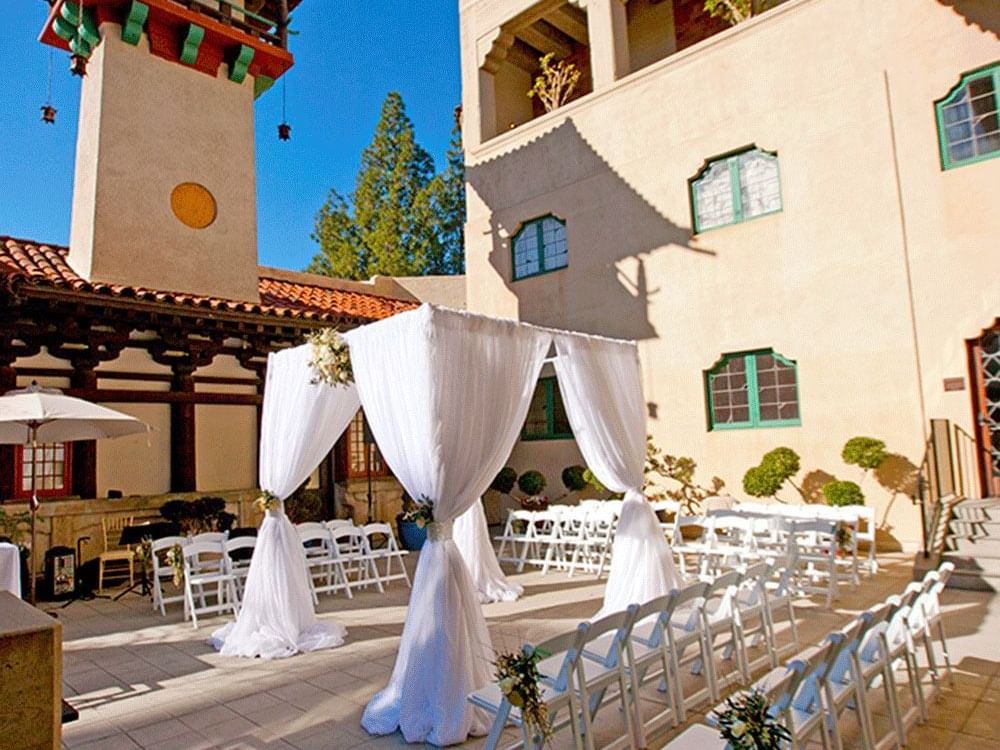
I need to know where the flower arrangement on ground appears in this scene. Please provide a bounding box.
[495,646,552,743]
[712,688,791,749]
[164,544,185,588]
[307,328,353,387]
[401,498,434,528]
[255,490,281,513]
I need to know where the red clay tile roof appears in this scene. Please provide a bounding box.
[0,236,417,323]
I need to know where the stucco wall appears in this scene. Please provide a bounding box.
[68,26,260,301]
[460,0,1000,549]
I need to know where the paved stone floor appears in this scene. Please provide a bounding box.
[50,552,997,750]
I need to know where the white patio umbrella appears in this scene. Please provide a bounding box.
[0,383,150,603]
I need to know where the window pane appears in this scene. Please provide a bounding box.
[513,227,540,278]
[693,160,735,231]
[523,383,549,436]
[739,151,781,218]
[710,357,751,426]
[941,72,999,164]
[540,217,568,272]
[550,383,572,435]
[755,353,799,423]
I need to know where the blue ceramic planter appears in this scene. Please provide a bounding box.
[396,516,427,551]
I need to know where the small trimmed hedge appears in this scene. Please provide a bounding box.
[561,465,588,492]
[490,467,518,494]
[823,480,865,507]
[517,470,547,496]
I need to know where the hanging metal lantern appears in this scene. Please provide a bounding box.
[277,122,291,141]
[69,54,88,77]
[40,105,57,124]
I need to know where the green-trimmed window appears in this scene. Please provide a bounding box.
[690,148,781,232]
[512,215,567,280]
[935,62,1000,170]
[522,377,573,440]
[705,350,800,430]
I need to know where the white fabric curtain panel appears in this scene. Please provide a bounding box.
[351,305,551,746]
[211,345,359,659]
[454,500,523,603]
[551,333,681,618]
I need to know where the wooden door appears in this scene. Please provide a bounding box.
[970,324,1000,496]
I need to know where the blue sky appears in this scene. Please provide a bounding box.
[0,2,461,271]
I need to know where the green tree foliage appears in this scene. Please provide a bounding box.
[308,93,464,280]
[490,467,518,494]
[704,0,774,25]
[517,470,547,496]
[823,480,865,507]
[842,437,888,473]
[743,447,801,500]
[561,465,588,492]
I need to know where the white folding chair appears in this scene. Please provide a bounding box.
[785,640,837,750]
[470,622,591,750]
[822,616,873,750]
[331,524,380,592]
[571,508,616,578]
[912,562,954,688]
[731,561,775,673]
[624,592,681,744]
[762,555,800,659]
[362,522,411,589]
[151,535,189,616]
[579,604,641,750]
[880,586,929,729]
[788,519,839,608]
[496,510,538,572]
[182,540,239,629]
[671,515,710,578]
[855,603,906,750]
[855,506,878,577]
[664,580,714,720]
[223,535,256,601]
[699,569,749,691]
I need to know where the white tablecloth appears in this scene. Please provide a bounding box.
[0,542,21,598]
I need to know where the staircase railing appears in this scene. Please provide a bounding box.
[952,424,981,500]
[917,418,968,558]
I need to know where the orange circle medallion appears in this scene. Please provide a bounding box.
[170,182,217,229]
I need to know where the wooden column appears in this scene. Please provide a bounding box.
[0,361,15,500]
[170,366,197,492]
[70,364,98,499]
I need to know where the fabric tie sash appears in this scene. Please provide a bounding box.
[427,520,454,542]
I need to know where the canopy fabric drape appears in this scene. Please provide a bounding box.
[552,333,680,618]
[210,345,358,659]
[454,501,523,603]
[353,305,550,746]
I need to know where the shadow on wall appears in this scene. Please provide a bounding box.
[799,469,837,504]
[938,0,1000,40]
[466,118,715,342]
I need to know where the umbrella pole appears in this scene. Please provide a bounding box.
[29,425,39,605]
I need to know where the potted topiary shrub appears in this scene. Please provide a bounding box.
[822,480,865,507]
[742,447,801,503]
[841,437,887,485]
[517,470,548,510]
[395,494,429,551]
[561,465,588,495]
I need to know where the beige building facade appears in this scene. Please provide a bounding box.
[460,0,1000,548]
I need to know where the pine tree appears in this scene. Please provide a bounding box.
[308,93,464,280]
[426,111,466,275]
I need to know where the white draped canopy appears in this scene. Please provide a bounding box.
[210,304,676,746]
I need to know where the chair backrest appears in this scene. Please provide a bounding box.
[363,523,400,551]
[298,527,332,547]
[586,603,640,668]
[703,495,736,512]
[182,540,226,574]
[152,535,188,553]
[633,591,676,648]
[102,515,135,549]
[330,524,366,554]
[296,521,327,534]
[530,622,591,693]
[190,531,227,545]
[789,639,836,712]
[755,666,798,715]
[826,615,866,683]
[225,536,257,554]
[858,602,893,662]
[325,519,354,529]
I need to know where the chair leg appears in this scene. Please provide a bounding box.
[483,700,511,750]
[935,620,954,687]
[128,558,134,588]
[98,559,105,594]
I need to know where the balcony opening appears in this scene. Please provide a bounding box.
[480,1,593,141]
[626,0,678,74]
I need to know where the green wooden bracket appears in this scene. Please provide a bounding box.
[180,24,205,66]
[69,35,92,58]
[121,1,149,46]
[52,15,76,41]
[228,44,255,83]
[254,75,275,99]
[79,10,100,48]
[60,1,80,26]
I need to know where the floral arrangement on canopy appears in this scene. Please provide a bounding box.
[712,689,790,749]
[495,647,552,742]
[307,328,353,387]
[400,497,434,528]
[255,490,281,513]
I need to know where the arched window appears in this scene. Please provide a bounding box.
[935,62,1000,170]
[511,215,568,281]
[690,148,781,232]
[705,350,800,430]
